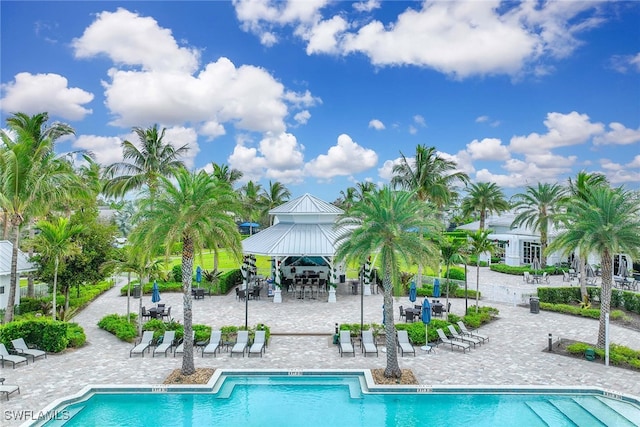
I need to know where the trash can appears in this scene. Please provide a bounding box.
[133,285,141,299]
[529,297,539,314]
[339,274,346,283]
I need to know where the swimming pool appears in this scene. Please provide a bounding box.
[33,370,640,427]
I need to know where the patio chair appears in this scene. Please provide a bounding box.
[523,272,532,283]
[153,330,176,357]
[432,304,443,318]
[361,330,378,357]
[562,272,570,282]
[447,325,481,348]
[130,331,155,357]
[162,306,172,321]
[231,331,249,357]
[436,328,470,353]
[405,309,416,323]
[541,272,550,284]
[141,306,151,321]
[0,378,20,401]
[398,305,406,321]
[249,330,266,357]
[11,338,47,362]
[339,330,355,357]
[174,331,195,357]
[202,330,222,357]
[396,330,415,357]
[0,344,28,368]
[456,321,489,343]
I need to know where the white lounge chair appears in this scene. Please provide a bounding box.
[396,330,415,357]
[202,330,222,357]
[249,330,266,357]
[339,330,355,357]
[0,378,20,400]
[523,272,532,283]
[456,321,489,343]
[11,338,46,362]
[436,328,470,353]
[447,325,482,348]
[0,344,28,368]
[174,331,195,357]
[231,331,249,357]
[130,331,155,357]
[153,331,176,357]
[361,330,378,357]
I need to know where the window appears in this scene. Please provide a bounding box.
[523,242,541,264]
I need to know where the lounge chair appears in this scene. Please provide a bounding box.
[396,330,415,357]
[153,331,176,357]
[447,325,481,348]
[523,272,532,283]
[11,338,47,362]
[0,344,28,368]
[339,330,355,357]
[202,330,222,357]
[130,331,155,357]
[361,330,378,357]
[456,321,489,343]
[174,331,195,357]
[0,378,20,400]
[249,330,266,357]
[436,328,470,353]
[231,331,249,357]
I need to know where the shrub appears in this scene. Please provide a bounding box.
[172,264,183,282]
[97,314,138,342]
[566,342,591,355]
[66,322,87,347]
[443,266,466,281]
[0,318,71,352]
[219,269,242,294]
[537,287,581,304]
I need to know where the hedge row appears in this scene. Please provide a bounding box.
[490,264,563,275]
[415,283,479,299]
[567,341,640,370]
[537,286,640,315]
[18,280,114,316]
[0,318,86,352]
[120,269,243,296]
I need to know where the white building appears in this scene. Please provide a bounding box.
[0,240,36,311]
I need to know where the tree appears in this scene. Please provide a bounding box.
[261,181,291,225]
[467,229,496,312]
[439,237,467,319]
[335,187,440,378]
[32,217,84,320]
[461,182,509,230]
[103,124,188,199]
[547,186,640,348]
[211,162,243,188]
[391,145,469,287]
[239,180,263,235]
[511,183,566,268]
[0,112,76,322]
[334,186,357,212]
[130,168,242,375]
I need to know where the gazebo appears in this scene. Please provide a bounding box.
[241,193,348,303]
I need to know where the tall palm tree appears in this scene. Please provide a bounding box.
[239,180,263,235]
[261,181,291,225]
[334,186,357,212]
[391,145,469,287]
[511,183,566,268]
[335,187,440,378]
[130,168,242,375]
[32,217,84,320]
[103,124,189,199]
[355,181,376,201]
[547,186,640,347]
[211,162,243,188]
[439,236,467,319]
[0,112,76,322]
[461,182,510,230]
[467,229,496,312]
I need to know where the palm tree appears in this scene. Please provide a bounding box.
[511,183,566,268]
[32,217,84,320]
[261,181,291,225]
[391,145,469,287]
[439,237,467,319]
[239,180,263,235]
[467,229,496,312]
[130,168,242,375]
[211,162,243,188]
[0,112,76,322]
[103,124,189,199]
[335,187,440,378]
[547,186,640,348]
[334,186,357,212]
[461,182,509,230]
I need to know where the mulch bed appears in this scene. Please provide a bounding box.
[164,368,215,384]
[371,368,418,385]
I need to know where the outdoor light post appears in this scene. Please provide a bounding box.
[245,266,250,330]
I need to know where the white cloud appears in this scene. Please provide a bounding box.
[293,110,311,125]
[306,134,378,178]
[466,138,510,161]
[413,115,426,127]
[72,8,200,73]
[353,0,381,13]
[228,142,268,182]
[72,134,123,165]
[163,126,199,168]
[607,52,640,74]
[593,122,640,145]
[599,157,640,184]
[199,121,226,140]
[377,158,400,181]
[304,16,348,55]
[438,150,475,176]
[368,119,385,130]
[475,115,489,123]
[509,111,604,154]
[0,72,93,121]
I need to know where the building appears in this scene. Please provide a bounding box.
[0,240,37,311]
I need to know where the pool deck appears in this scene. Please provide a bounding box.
[2,268,640,425]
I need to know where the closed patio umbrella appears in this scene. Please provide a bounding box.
[151,281,161,306]
[196,266,202,288]
[409,281,417,303]
[421,298,432,352]
[619,258,629,278]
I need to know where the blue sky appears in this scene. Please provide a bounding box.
[2,1,639,202]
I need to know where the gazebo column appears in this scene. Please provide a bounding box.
[363,257,372,296]
[328,258,337,303]
[273,256,282,303]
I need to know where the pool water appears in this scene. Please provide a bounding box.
[42,375,640,427]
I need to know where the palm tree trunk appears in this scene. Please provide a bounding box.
[579,258,587,300]
[444,265,451,321]
[52,257,59,321]
[2,211,9,240]
[126,272,131,322]
[475,263,480,313]
[5,223,22,323]
[181,234,195,376]
[27,222,35,297]
[382,268,401,378]
[597,250,612,348]
[138,274,144,335]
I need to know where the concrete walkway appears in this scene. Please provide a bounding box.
[2,268,639,425]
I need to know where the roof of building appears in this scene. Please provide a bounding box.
[269,193,343,216]
[0,240,37,275]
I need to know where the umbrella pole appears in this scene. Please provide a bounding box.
[421,324,430,351]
